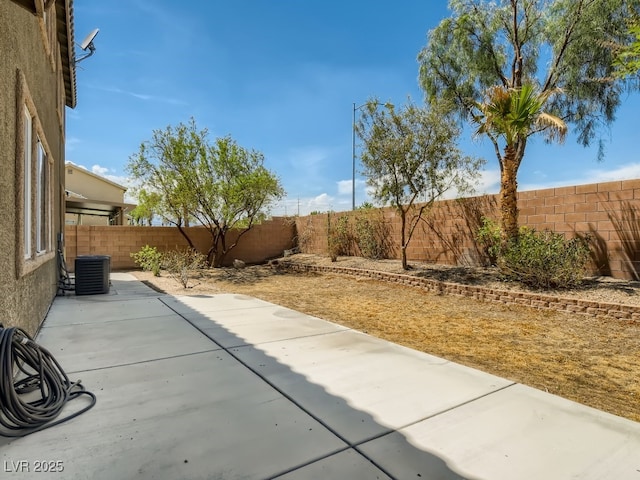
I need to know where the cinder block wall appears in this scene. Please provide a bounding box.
[64,217,296,271]
[295,180,640,280]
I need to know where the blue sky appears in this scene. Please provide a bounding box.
[67,0,640,216]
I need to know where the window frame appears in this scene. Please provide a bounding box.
[36,137,50,255]
[23,106,32,259]
[16,71,57,278]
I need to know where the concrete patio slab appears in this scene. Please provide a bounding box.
[162,293,274,314]
[275,449,392,479]
[36,313,219,371]
[111,274,164,294]
[358,382,640,480]
[231,329,513,445]
[167,298,349,348]
[1,350,347,480]
[42,297,171,325]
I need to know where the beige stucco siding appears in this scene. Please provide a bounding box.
[0,1,66,335]
[65,165,126,203]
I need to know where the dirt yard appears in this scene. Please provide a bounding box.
[129,255,640,423]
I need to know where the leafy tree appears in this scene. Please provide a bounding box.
[127,119,285,267]
[473,84,567,240]
[613,19,640,78]
[129,190,161,226]
[358,201,375,210]
[355,100,483,270]
[419,0,638,241]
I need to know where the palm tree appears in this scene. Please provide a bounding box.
[473,84,567,242]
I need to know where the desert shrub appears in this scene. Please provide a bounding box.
[476,217,501,266]
[354,210,391,259]
[163,248,207,288]
[296,216,315,252]
[334,215,352,254]
[327,213,352,260]
[498,228,591,289]
[130,245,162,276]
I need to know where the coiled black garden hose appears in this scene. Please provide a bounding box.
[0,324,96,437]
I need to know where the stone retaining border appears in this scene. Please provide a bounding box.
[281,262,640,322]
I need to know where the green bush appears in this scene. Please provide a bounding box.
[327,213,351,260]
[354,211,390,259]
[130,245,162,276]
[498,228,591,289]
[476,217,502,266]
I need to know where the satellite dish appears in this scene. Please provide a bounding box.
[75,28,100,65]
[80,28,99,50]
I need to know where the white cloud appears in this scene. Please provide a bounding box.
[270,192,339,216]
[336,179,352,196]
[336,178,366,196]
[582,163,640,183]
[272,178,369,216]
[93,85,187,106]
[519,162,640,192]
[92,164,109,176]
[308,193,334,211]
[476,168,501,194]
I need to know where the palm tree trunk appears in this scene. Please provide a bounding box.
[500,145,520,243]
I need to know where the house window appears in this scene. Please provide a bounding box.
[16,71,56,278]
[22,108,53,261]
[36,138,49,254]
[23,107,32,259]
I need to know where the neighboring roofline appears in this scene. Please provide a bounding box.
[65,189,87,199]
[65,162,129,191]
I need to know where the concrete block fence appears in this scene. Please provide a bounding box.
[63,180,640,280]
[294,179,640,280]
[64,217,296,271]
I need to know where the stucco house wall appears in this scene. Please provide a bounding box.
[0,0,75,335]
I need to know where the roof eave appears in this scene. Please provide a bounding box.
[56,0,76,108]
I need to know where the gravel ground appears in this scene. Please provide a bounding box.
[284,254,640,306]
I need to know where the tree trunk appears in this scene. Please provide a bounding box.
[500,145,520,243]
[211,230,227,268]
[207,227,222,267]
[400,208,408,270]
[176,224,196,251]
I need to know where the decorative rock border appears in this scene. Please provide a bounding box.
[280,262,640,322]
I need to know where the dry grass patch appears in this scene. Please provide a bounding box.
[132,265,640,423]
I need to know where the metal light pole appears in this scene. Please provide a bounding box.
[352,102,357,211]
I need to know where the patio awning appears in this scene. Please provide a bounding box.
[65,198,136,217]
